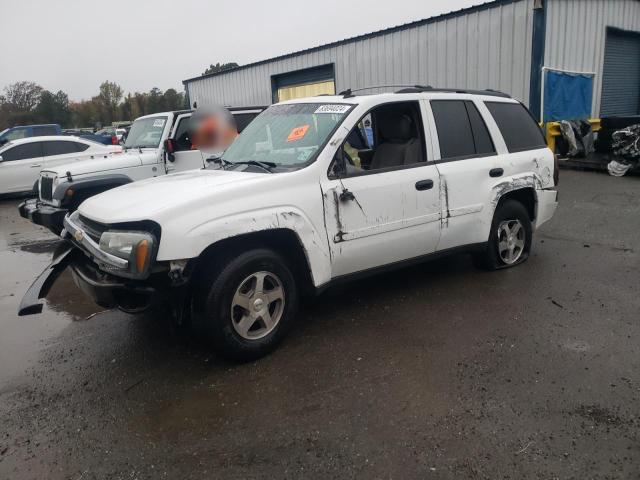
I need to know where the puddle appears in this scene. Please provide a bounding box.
[0,199,101,388]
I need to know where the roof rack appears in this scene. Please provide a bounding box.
[337,85,511,99]
[395,85,511,98]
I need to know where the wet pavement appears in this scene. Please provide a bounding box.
[0,170,639,479]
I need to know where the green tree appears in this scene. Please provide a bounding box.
[202,62,239,76]
[97,80,123,124]
[34,90,71,126]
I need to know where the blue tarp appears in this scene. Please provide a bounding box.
[543,69,594,122]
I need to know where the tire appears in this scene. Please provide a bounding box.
[474,199,532,270]
[196,248,298,361]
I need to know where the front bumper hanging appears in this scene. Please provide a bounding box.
[18,243,77,316]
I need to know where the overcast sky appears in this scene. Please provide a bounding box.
[0,0,486,101]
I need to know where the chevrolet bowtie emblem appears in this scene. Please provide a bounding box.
[74,230,84,242]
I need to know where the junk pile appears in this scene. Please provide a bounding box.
[607,124,640,177]
[558,120,595,158]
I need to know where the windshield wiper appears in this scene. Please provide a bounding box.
[228,160,276,173]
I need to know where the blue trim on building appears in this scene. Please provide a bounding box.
[183,0,524,85]
[528,0,546,120]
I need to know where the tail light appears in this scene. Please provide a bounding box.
[111,135,118,145]
[553,153,559,186]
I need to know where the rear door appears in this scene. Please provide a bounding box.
[168,113,205,173]
[426,97,500,250]
[0,141,44,193]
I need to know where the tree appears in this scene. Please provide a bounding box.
[3,81,43,112]
[34,90,71,126]
[202,62,239,76]
[97,80,123,124]
[162,88,184,111]
[146,87,164,114]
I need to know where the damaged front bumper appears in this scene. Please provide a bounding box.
[18,198,67,235]
[18,243,77,315]
[19,248,159,316]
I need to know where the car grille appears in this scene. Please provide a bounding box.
[76,215,108,243]
[40,177,54,201]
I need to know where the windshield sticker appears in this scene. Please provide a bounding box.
[314,104,350,114]
[153,119,166,128]
[287,125,310,142]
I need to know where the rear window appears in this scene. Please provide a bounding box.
[485,102,546,152]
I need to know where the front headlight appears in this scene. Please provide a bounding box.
[99,231,155,275]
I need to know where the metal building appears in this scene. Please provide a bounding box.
[183,0,640,120]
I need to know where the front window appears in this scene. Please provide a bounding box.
[124,116,168,149]
[221,103,352,170]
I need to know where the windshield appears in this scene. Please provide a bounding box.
[221,103,352,169]
[124,116,167,149]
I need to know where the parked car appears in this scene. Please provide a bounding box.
[18,107,265,234]
[20,89,558,361]
[0,124,62,146]
[0,136,122,196]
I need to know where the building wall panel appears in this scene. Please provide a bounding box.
[545,0,640,116]
[186,0,535,108]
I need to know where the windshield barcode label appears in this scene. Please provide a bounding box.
[314,104,350,114]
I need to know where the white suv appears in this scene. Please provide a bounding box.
[21,88,558,361]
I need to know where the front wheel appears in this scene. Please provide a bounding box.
[475,199,532,270]
[198,248,298,361]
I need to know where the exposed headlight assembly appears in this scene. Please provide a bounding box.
[99,231,155,276]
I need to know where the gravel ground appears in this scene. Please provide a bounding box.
[0,169,639,479]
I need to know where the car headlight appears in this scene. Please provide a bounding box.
[99,231,155,275]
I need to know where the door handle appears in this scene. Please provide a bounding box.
[415,179,434,191]
[30,164,42,168]
[489,168,504,177]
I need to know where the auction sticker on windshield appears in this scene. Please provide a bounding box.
[153,119,166,128]
[287,125,310,142]
[314,104,350,114]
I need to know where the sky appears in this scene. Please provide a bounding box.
[0,0,487,101]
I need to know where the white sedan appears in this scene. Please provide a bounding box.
[0,136,122,195]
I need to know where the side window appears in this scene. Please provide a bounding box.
[173,117,192,152]
[74,142,90,152]
[330,101,426,177]
[1,142,43,161]
[5,128,28,141]
[430,100,476,159]
[485,101,546,152]
[465,101,495,155]
[34,126,58,136]
[43,141,79,156]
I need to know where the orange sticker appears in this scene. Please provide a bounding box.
[287,125,310,142]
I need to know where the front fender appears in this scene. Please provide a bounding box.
[156,207,332,287]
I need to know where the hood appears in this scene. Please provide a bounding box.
[45,151,149,177]
[78,169,266,223]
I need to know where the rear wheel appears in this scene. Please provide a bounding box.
[197,248,298,361]
[475,199,532,270]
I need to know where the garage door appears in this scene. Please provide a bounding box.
[601,29,640,116]
[272,64,335,103]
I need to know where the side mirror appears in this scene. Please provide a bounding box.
[163,138,175,163]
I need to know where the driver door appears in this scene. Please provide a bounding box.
[320,100,442,278]
[167,113,205,173]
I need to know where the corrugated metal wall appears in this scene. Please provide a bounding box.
[545,0,640,117]
[186,0,535,108]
